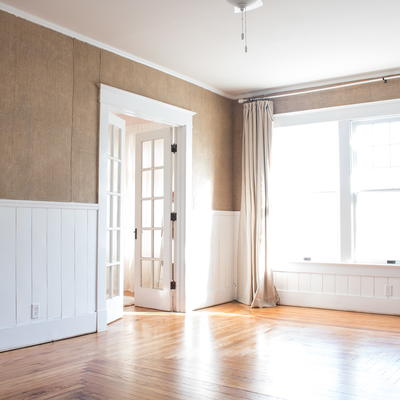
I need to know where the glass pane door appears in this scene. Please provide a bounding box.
[106,113,125,323]
[135,128,172,311]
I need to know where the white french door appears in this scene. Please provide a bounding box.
[134,128,173,311]
[106,113,125,323]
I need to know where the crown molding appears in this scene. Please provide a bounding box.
[0,1,235,100]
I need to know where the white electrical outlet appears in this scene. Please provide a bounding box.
[31,304,40,319]
[384,284,393,298]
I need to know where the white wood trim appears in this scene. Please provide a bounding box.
[0,199,98,210]
[99,85,195,321]
[273,262,400,315]
[278,292,400,315]
[338,121,353,262]
[0,313,96,352]
[0,2,234,100]
[273,98,400,127]
[97,102,109,330]
[175,125,191,313]
[211,210,240,216]
[100,85,195,125]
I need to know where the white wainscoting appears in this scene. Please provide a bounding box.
[188,210,239,310]
[273,262,400,315]
[0,199,98,351]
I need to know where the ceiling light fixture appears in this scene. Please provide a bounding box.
[226,0,263,53]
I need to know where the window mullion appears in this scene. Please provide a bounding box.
[338,120,353,262]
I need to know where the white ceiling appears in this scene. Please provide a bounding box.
[2,0,400,98]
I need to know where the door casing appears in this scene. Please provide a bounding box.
[98,84,195,331]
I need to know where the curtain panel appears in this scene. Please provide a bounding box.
[237,100,279,307]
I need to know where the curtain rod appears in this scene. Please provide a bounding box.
[238,74,400,104]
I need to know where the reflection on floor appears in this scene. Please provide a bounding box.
[1,302,400,399]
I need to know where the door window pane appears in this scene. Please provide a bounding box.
[107,160,112,192]
[106,266,112,299]
[153,261,163,289]
[111,196,120,228]
[107,230,111,264]
[154,168,164,197]
[142,170,152,198]
[110,230,120,263]
[142,141,152,169]
[142,200,152,228]
[154,229,163,259]
[141,260,153,288]
[154,139,164,167]
[112,265,120,297]
[112,161,121,193]
[142,230,152,258]
[154,199,164,228]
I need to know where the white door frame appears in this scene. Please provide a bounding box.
[97,84,195,331]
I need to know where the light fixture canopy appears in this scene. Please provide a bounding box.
[226,0,263,13]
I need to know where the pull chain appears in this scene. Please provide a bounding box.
[244,8,248,52]
[240,8,248,53]
[241,8,245,41]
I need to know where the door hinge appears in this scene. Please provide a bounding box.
[170,281,176,290]
[170,212,177,221]
[171,143,177,153]
[134,228,137,240]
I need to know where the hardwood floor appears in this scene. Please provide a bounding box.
[1,302,400,400]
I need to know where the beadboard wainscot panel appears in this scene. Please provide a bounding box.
[0,199,98,351]
[273,262,400,315]
[189,210,239,310]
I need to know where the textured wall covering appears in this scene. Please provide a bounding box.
[232,102,243,211]
[272,78,400,114]
[0,10,234,210]
[232,79,400,210]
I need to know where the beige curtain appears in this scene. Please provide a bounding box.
[237,100,279,308]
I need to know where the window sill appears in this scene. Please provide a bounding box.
[274,260,400,269]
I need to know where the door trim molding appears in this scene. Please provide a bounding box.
[98,84,195,329]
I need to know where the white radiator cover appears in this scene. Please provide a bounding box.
[272,262,400,315]
[0,200,98,351]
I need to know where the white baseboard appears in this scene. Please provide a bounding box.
[0,313,97,352]
[278,292,400,315]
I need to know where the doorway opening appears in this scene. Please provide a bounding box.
[97,85,195,330]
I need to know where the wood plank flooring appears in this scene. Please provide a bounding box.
[1,302,400,400]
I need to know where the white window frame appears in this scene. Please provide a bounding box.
[273,98,400,267]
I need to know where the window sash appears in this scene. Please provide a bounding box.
[272,104,400,265]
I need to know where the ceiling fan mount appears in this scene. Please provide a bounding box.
[226,0,263,12]
[226,0,263,53]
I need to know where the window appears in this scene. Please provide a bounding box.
[270,122,340,262]
[352,118,400,263]
[271,113,400,265]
